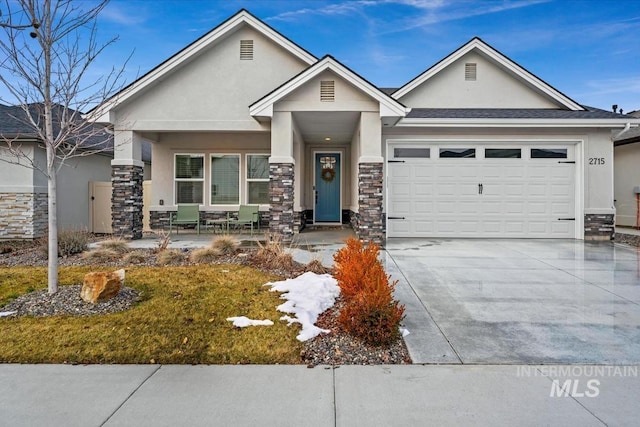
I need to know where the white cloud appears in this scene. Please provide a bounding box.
[101,2,147,26]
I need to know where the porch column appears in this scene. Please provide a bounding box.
[269,111,295,241]
[357,112,384,245]
[111,130,144,239]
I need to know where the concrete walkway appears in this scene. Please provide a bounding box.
[1,364,638,426]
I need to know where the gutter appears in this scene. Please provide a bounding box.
[613,123,631,140]
[395,118,640,128]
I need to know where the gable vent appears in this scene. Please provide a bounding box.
[465,63,477,81]
[240,40,253,60]
[320,80,335,101]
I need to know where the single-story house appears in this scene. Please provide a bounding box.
[614,110,640,228]
[0,104,151,239]
[87,9,639,243]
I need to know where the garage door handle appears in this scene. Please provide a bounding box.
[478,183,483,194]
[388,216,405,220]
[558,218,576,221]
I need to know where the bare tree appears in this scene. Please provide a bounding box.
[0,0,128,294]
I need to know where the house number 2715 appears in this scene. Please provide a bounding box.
[589,158,605,165]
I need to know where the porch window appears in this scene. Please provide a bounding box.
[175,154,204,204]
[210,154,240,204]
[247,154,269,204]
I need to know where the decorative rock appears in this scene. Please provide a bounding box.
[81,269,125,304]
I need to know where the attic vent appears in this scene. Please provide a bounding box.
[240,40,253,60]
[465,63,477,81]
[320,80,335,102]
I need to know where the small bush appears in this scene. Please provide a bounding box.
[305,259,331,275]
[253,233,294,270]
[98,238,130,254]
[333,238,381,301]
[157,249,185,265]
[333,237,405,346]
[190,247,221,263]
[57,229,90,257]
[123,250,148,264]
[211,235,239,255]
[82,248,119,263]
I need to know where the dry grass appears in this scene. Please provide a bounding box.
[0,266,302,364]
[81,248,119,263]
[211,235,239,255]
[253,233,295,270]
[157,249,185,265]
[123,250,147,264]
[98,238,131,254]
[190,247,222,263]
[305,259,331,275]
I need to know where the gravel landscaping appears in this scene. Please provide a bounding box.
[0,239,412,366]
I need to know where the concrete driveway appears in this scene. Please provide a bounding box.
[384,239,640,364]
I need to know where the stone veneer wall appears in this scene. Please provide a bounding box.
[0,192,47,239]
[269,163,294,241]
[357,163,384,245]
[584,214,615,241]
[112,165,144,239]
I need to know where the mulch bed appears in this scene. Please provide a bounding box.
[0,240,412,365]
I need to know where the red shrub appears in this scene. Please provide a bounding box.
[333,237,405,346]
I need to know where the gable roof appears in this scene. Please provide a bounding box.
[87,9,317,123]
[392,37,584,111]
[249,55,409,119]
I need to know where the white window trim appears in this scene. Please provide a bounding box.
[209,153,241,206]
[246,153,270,205]
[174,153,205,206]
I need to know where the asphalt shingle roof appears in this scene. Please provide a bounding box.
[0,104,151,163]
[405,107,630,120]
[614,125,640,144]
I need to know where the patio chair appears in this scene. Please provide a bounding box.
[227,205,260,235]
[169,204,200,234]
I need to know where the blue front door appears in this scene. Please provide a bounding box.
[315,153,341,222]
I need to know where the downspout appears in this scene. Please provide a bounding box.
[613,123,631,140]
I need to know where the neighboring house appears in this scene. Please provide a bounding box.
[614,110,640,228]
[87,9,639,243]
[0,104,151,239]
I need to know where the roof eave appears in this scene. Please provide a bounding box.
[396,118,638,128]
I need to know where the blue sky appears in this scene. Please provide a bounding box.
[11,0,640,112]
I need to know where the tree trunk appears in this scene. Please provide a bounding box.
[46,145,58,294]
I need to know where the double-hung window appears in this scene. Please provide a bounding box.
[175,154,204,204]
[211,154,240,204]
[246,154,269,204]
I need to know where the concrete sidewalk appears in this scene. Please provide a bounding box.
[1,364,638,426]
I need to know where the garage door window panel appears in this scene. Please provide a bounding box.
[531,148,568,159]
[393,147,430,158]
[439,148,476,158]
[485,148,522,158]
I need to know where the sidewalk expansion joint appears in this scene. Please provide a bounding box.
[100,365,161,426]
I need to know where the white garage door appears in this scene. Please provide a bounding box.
[387,144,576,238]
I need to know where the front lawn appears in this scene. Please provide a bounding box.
[0,265,302,364]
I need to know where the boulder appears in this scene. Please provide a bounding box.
[81,269,125,304]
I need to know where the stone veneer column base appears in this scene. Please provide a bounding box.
[112,165,144,239]
[269,163,295,242]
[584,213,614,241]
[357,163,384,245]
[0,192,48,239]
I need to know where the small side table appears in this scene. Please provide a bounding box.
[205,219,228,234]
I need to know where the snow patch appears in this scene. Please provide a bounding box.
[400,327,410,337]
[227,317,274,328]
[0,311,16,318]
[266,272,340,342]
